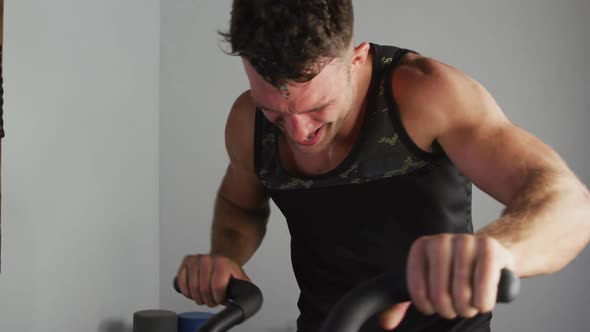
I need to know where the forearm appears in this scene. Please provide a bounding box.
[478,168,590,277]
[210,192,270,266]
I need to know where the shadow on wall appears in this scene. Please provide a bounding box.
[265,321,297,332]
[98,319,132,332]
[97,319,294,332]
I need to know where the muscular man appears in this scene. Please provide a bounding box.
[175,2,590,331]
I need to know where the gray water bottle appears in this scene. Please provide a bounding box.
[133,309,177,332]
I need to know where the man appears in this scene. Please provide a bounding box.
[175,1,590,331]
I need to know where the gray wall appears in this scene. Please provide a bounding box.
[1,0,160,331]
[160,1,590,332]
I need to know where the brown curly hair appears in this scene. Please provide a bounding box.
[220,0,354,87]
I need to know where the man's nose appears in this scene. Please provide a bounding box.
[284,114,315,143]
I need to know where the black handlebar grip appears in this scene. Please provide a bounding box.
[173,277,181,293]
[497,268,520,303]
[319,268,520,332]
[223,278,264,320]
[173,277,263,332]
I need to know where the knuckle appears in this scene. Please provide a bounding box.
[216,255,230,264]
[414,288,428,301]
[473,296,494,313]
[183,254,194,262]
[440,233,453,242]
[211,275,226,292]
[453,286,473,303]
[219,258,236,272]
[409,238,423,255]
[431,235,444,247]
[417,235,433,246]
[190,284,200,299]
[453,234,471,250]
[434,300,457,319]
[410,286,429,305]
[181,256,196,268]
[454,287,472,305]
[200,283,211,297]
[452,291,473,316]
[194,254,204,262]
[415,302,434,316]
[212,283,226,295]
[455,265,471,282]
[199,254,211,264]
[478,238,496,259]
[427,234,452,253]
[432,292,452,308]
[426,238,439,254]
[212,285,227,303]
[479,302,495,313]
[458,306,478,318]
[441,311,457,320]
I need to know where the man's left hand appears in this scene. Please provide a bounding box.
[380,234,515,330]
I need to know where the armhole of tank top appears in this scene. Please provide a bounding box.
[253,108,264,175]
[385,50,445,161]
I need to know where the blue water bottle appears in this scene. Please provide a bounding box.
[177,311,214,332]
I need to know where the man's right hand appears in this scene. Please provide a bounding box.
[175,254,251,307]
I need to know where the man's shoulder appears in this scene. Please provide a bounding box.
[225,90,257,172]
[388,52,487,151]
[395,53,466,94]
[392,52,489,116]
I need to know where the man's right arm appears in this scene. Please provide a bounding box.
[211,90,270,264]
[176,91,270,307]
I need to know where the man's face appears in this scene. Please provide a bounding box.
[244,57,355,154]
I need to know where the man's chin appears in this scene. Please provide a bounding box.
[291,141,330,154]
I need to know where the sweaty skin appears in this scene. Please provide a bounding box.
[176,42,590,328]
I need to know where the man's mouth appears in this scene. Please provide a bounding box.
[298,125,325,146]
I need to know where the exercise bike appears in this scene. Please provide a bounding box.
[171,269,519,332]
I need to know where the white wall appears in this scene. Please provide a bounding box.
[1,1,160,331]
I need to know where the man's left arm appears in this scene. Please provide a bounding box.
[434,66,590,278]
[380,57,590,329]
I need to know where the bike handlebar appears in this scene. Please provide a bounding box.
[173,268,519,332]
[173,278,263,332]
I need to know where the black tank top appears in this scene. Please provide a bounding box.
[254,43,492,332]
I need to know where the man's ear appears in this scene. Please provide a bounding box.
[350,42,371,70]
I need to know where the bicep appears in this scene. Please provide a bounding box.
[219,162,269,213]
[400,57,571,207]
[437,84,565,206]
[221,91,269,212]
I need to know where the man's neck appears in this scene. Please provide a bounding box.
[334,49,374,146]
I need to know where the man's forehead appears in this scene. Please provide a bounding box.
[244,57,345,111]
[242,56,344,82]
[249,82,333,114]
